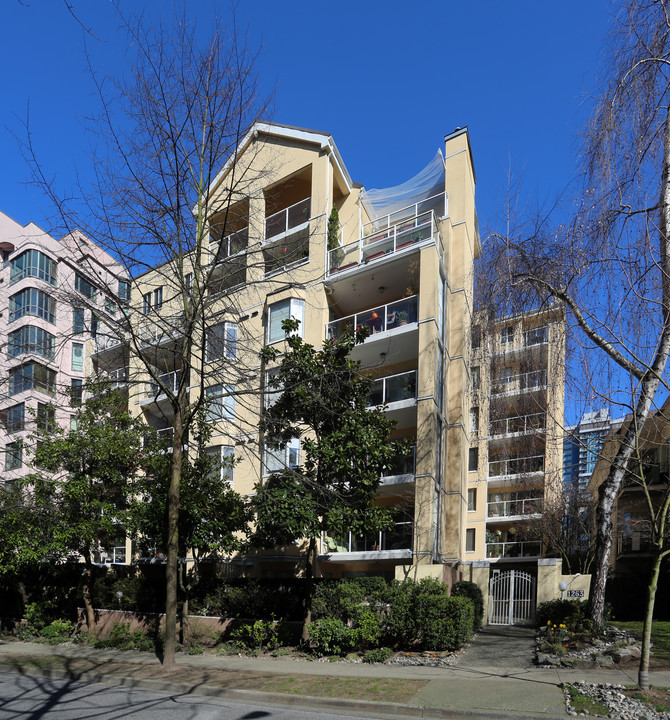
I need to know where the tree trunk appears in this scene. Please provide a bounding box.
[301,536,317,644]
[638,549,665,689]
[81,555,96,632]
[163,414,184,668]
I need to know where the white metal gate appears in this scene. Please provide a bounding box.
[488,569,536,625]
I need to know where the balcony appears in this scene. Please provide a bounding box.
[486,540,542,560]
[327,193,445,276]
[490,412,546,438]
[138,314,185,346]
[487,497,543,521]
[265,197,311,242]
[94,333,125,354]
[488,454,544,478]
[524,326,548,347]
[142,369,183,402]
[211,227,248,264]
[328,296,419,367]
[328,296,418,340]
[492,369,547,396]
[101,366,129,390]
[379,446,416,496]
[367,370,416,407]
[320,519,413,562]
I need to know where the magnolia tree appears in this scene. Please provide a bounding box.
[253,323,401,641]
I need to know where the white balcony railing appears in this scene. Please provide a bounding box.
[322,519,413,554]
[138,314,185,344]
[210,227,248,264]
[367,370,417,407]
[524,326,548,347]
[327,193,446,275]
[327,296,418,340]
[265,197,311,242]
[486,540,542,559]
[489,412,545,437]
[487,497,543,519]
[492,369,547,396]
[488,454,544,477]
[94,334,124,353]
[144,369,183,399]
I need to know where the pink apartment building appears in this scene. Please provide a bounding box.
[0,210,127,489]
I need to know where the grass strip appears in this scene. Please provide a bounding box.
[0,653,423,704]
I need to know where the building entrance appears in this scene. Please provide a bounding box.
[488,569,536,625]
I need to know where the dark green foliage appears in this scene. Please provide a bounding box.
[254,322,398,549]
[90,570,166,614]
[308,618,357,656]
[536,599,587,627]
[387,578,474,651]
[327,206,340,251]
[23,601,58,634]
[363,646,393,663]
[40,619,74,642]
[312,577,391,621]
[230,619,279,651]
[93,622,155,651]
[452,581,484,629]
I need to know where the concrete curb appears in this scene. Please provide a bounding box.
[0,661,568,720]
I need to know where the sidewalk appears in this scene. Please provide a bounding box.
[0,631,667,720]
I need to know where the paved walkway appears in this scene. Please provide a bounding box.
[1,631,669,720]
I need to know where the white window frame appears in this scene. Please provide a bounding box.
[263,437,300,476]
[267,298,304,344]
[205,384,235,422]
[205,444,234,483]
[206,322,238,362]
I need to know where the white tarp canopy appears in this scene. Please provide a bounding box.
[360,151,445,221]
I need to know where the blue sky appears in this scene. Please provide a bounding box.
[0,1,613,233]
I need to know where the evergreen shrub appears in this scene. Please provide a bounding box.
[452,581,484,628]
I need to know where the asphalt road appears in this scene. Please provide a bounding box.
[0,671,388,720]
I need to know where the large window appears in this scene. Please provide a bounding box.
[37,402,56,433]
[9,288,55,324]
[142,287,163,314]
[7,325,55,361]
[70,379,83,407]
[10,249,56,286]
[5,441,22,471]
[71,343,84,372]
[73,307,85,335]
[267,298,304,344]
[75,273,97,299]
[263,437,300,475]
[205,384,235,422]
[118,280,131,302]
[205,445,234,483]
[9,362,57,397]
[1,403,25,433]
[206,322,238,362]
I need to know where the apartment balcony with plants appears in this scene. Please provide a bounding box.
[326,192,446,277]
[326,295,419,368]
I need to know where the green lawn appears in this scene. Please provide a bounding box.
[614,621,670,667]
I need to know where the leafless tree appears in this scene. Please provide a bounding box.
[480,1,670,652]
[21,8,270,668]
